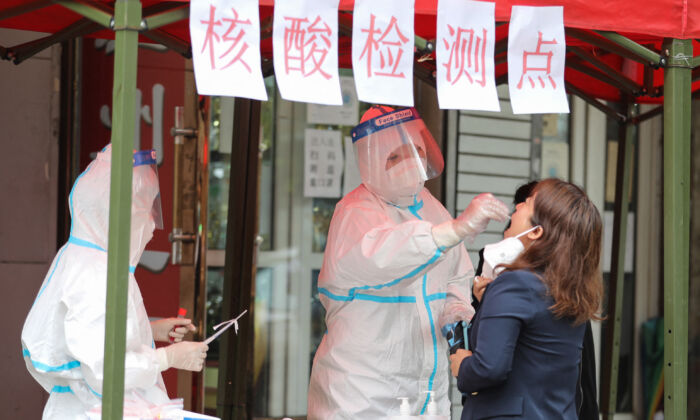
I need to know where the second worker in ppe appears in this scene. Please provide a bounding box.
[21,145,209,419]
[307,106,510,419]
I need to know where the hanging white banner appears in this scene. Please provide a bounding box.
[508,6,569,114]
[273,0,342,105]
[436,0,499,111]
[352,0,414,106]
[189,0,267,100]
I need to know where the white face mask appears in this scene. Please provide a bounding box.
[372,158,425,207]
[481,225,541,280]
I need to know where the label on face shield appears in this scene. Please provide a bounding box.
[375,109,414,127]
[351,107,420,142]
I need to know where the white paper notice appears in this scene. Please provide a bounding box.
[190,0,267,100]
[508,6,569,114]
[273,0,342,105]
[304,129,343,197]
[436,0,499,111]
[307,76,359,125]
[342,136,363,196]
[352,0,414,106]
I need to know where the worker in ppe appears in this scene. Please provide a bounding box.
[21,145,208,419]
[307,106,510,419]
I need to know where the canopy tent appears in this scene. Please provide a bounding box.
[3,0,700,105]
[1,1,696,419]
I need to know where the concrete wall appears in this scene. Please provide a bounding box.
[0,28,61,417]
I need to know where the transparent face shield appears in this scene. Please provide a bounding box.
[351,107,444,205]
[133,149,163,230]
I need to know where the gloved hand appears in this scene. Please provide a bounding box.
[151,318,196,343]
[432,193,510,249]
[156,341,209,372]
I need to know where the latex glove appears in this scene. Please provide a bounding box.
[156,341,209,372]
[472,276,494,302]
[432,193,510,249]
[151,318,196,343]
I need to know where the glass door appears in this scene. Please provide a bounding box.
[204,75,365,418]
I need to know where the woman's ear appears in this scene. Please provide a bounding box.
[528,226,544,241]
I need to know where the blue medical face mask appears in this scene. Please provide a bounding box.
[481,225,541,280]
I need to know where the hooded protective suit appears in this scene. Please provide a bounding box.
[307,107,474,419]
[21,145,169,419]
[307,186,474,419]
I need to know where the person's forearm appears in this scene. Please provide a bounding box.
[456,317,520,393]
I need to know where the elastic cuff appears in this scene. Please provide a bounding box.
[432,222,462,250]
[155,347,169,372]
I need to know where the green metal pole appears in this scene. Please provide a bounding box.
[55,0,114,28]
[601,104,635,420]
[662,38,692,420]
[142,5,188,31]
[691,54,700,69]
[596,31,664,66]
[102,1,141,419]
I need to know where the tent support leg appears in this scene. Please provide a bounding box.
[662,38,692,420]
[600,102,636,420]
[102,1,141,419]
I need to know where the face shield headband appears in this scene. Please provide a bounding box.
[133,149,163,230]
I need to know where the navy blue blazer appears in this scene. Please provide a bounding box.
[458,270,585,420]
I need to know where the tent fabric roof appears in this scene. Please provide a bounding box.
[6,1,697,39]
[293,0,700,40]
[2,0,699,104]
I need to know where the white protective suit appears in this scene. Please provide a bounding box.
[21,145,169,419]
[307,185,474,419]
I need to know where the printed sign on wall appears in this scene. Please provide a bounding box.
[304,129,344,197]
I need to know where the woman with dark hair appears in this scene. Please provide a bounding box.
[450,178,603,420]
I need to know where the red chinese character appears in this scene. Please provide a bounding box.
[283,15,333,79]
[200,5,222,70]
[219,9,252,72]
[200,5,252,72]
[517,31,558,90]
[359,14,409,78]
[442,25,487,86]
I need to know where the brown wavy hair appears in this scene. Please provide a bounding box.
[503,178,603,325]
